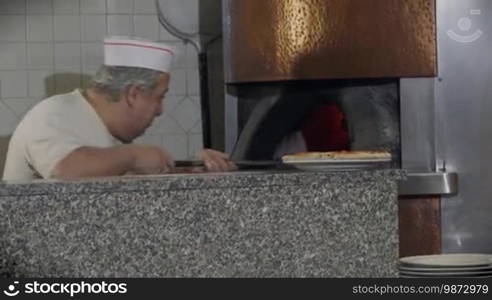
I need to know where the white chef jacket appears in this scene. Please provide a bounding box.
[2,89,119,181]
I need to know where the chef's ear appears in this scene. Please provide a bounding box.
[125,84,140,107]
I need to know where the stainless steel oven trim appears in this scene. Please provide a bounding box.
[399,78,438,173]
[398,172,458,196]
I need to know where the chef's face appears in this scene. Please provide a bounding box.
[127,73,170,140]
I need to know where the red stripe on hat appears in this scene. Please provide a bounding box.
[105,42,174,55]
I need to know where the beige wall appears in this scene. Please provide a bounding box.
[0,0,203,163]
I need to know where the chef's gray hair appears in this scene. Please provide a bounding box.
[89,65,163,102]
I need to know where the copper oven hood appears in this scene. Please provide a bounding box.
[223,0,437,83]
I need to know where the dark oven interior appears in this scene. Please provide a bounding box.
[229,79,401,167]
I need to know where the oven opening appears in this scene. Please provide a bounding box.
[229,79,400,167]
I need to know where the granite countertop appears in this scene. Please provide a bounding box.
[0,168,404,277]
[0,169,405,196]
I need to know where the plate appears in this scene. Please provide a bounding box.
[399,264,492,273]
[399,270,492,277]
[282,158,391,171]
[400,273,492,278]
[400,254,492,268]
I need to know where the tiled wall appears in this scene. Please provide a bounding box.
[0,0,203,160]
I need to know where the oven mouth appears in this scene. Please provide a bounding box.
[229,79,401,168]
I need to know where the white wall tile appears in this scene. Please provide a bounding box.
[189,119,202,134]
[172,97,201,132]
[157,0,199,35]
[188,96,201,109]
[163,95,183,113]
[159,26,181,42]
[81,43,103,68]
[27,43,54,69]
[0,0,26,14]
[0,0,204,150]
[27,15,54,41]
[161,115,186,133]
[27,0,53,14]
[54,43,81,70]
[0,101,19,136]
[189,96,202,134]
[81,0,106,14]
[0,71,28,98]
[133,15,159,40]
[28,70,54,97]
[107,0,133,14]
[53,0,80,14]
[107,15,133,36]
[82,64,100,77]
[186,68,200,96]
[0,43,27,70]
[134,0,156,14]
[82,15,106,41]
[54,15,81,41]
[167,69,186,96]
[186,44,198,69]
[0,16,27,41]
[166,42,186,69]
[148,113,184,134]
[162,134,188,160]
[188,133,203,158]
[2,98,40,119]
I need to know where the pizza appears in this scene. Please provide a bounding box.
[282,150,391,161]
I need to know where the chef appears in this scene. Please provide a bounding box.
[2,36,236,181]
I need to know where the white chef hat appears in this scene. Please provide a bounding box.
[103,36,175,73]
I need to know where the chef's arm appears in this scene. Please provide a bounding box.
[50,144,174,179]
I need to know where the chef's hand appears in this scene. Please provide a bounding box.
[130,145,175,174]
[197,149,237,172]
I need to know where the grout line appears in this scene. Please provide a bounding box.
[187,132,192,159]
[0,41,102,44]
[167,112,187,133]
[51,1,57,94]
[2,99,26,120]
[79,0,83,88]
[0,68,61,72]
[130,1,135,36]
[24,0,29,99]
[105,0,109,37]
[37,12,158,15]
